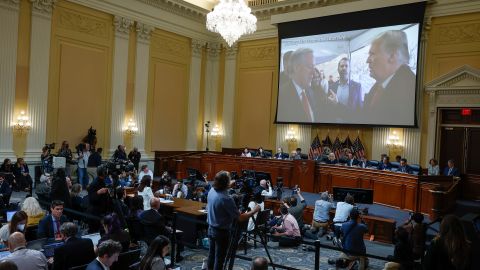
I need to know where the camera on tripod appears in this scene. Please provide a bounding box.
[45,143,56,151]
[104,159,135,175]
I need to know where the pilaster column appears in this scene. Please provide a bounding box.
[372,127,389,160]
[185,39,205,150]
[0,0,20,160]
[24,0,54,162]
[109,16,133,156]
[133,22,154,159]
[221,44,237,148]
[403,128,421,164]
[202,42,221,149]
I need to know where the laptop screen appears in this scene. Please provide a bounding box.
[6,211,17,222]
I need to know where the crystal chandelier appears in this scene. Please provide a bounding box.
[206,0,257,47]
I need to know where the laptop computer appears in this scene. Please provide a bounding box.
[42,242,64,258]
[82,233,101,247]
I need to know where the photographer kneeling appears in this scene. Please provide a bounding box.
[271,205,301,247]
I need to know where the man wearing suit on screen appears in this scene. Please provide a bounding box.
[443,159,460,176]
[277,48,319,123]
[327,57,363,114]
[364,30,416,123]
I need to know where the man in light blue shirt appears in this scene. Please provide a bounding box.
[311,191,334,237]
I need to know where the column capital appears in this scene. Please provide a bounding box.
[113,16,133,38]
[30,0,55,15]
[0,0,20,10]
[206,42,221,58]
[191,39,205,58]
[421,16,432,41]
[225,44,238,60]
[136,22,154,44]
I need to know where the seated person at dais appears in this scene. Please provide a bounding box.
[274,147,288,160]
[325,153,338,165]
[397,158,413,174]
[292,148,304,160]
[427,158,440,176]
[241,148,252,157]
[443,159,460,177]
[256,147,269,158]
[344,152,359,167]
[378,156,393,171]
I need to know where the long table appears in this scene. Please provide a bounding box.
[155,152,459,219]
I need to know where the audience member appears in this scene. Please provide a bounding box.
[112,186,129,228]
[172,180,188,198]
[37,200,68,239]
[443,159,460,177]
[0,173,12,208]
[338,209,368,270]
[128,147,141,172]
[271,205,301,247]
[251,256,269,270]
[287,188,307,231]
[50,168,71,208]
[5,232,48,270]
[86,240,122,270]
[128,195,144,218]
[53,222,96,270]
[207,171,259,270]
[427,158,440,176]
[21,197,45,227]
[310,191,334,237]
[0,159,16,192]
[57,141,74,175]
[112,145,127,161]
[87,167,110,232]
[384,227,413,270]
[247,192,265,232]
[402,212,426,260]
[241,148,252,157]
[87,147,102,180]
[378,156,393,171]
[0,211,27,244]
[191,187,207,203]
[13,158,32,193]
[35,173,51,200]
[397,158,413,174]
[70,183,84,212]
[423,214,471,270]
[138,235,170,270]
[254,179,273,197]
[138,175,154,210]
[0,261,17,270]
[98,213,130,252]
[138,165,153,182]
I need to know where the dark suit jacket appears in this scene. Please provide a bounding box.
[277,79,320,123]
[139,209,168,244]
[274,152,289,159]
[363,65,415,124]
[53,236,95,270]
[86,259,104,270]
[398,165,413,174]
[50,177,71,208]
[37,214,68,239]
[325,159,338,165]
[331,80,362,111]
[443,167,460,176]
[378,162,393,171]
[345,158,359,167]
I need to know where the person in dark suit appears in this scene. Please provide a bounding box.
[277,48,319,123]
[86,240,122,270]
[274,147,288,160]
[0,173,12,208]
[279,51,293,86]
[256,147,269,158]
[53,222,96,270]
[398,158,413,174]
[345,153,359,167]
[87,167,111,232]
[364,30,416,125]
[327,58,363,115]
[378,156,393,171]
[443,159,460,176]
[49,168,71,208]
[325,153,338,164]
[37,200,68,239]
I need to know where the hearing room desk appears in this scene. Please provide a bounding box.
[155,152,459,219]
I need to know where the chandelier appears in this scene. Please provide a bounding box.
[206,0,257,47]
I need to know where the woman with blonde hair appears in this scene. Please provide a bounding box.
[21,197,45,226]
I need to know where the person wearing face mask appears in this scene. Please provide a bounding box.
[0,211,28,245]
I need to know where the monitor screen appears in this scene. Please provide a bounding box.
[6,211,16,222]
[333,187,374,204]
[276,2,426,127]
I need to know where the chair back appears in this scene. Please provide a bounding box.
[390,161,400,169]
[111,249,142,270]
[25,225,39,242]
[126,217,144,243]
[367,160,379,167]
[410,164,422,175]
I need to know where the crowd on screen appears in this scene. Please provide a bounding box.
[0,138,471,270]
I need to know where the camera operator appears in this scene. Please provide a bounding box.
[128,147,141,172]
[287,187,307,233]
[112,145,127,161]
[207,171,260,270]
[336,209,368,270]
[253,179,273,198]
[87,167,111,232]
[87,147,102,181]
[76,143,91,189]
[57,141,74,176]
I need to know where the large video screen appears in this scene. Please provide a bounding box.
[275,2,426,127]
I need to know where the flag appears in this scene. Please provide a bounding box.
[353,136,366,158]
[332,136,342,159]
[342,136,354,156]
[322,135,333,155]
[309,135,322,159]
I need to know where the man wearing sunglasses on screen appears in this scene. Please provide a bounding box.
[364,30,415,122]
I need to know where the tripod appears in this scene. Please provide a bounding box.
[223,209,275,270]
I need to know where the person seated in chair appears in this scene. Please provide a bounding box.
[325,153,338,165]
[37,200,68,239]
[54,222,96,270]
[338,209,368,270]
[397,158,413,174]
[172,180,189,199]
[0,173,12,208]
[86,240,122,270]
[443,159,460,176]
[292,148,304,160]
[5,232,48,270]
[378,156,393,171]
[274,147,287,160]
[345,152,359,167]
[256,147,268,158]
[241,148,252,157]
[271,205,301,247]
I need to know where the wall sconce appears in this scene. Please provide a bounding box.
[12,111,31,133]
[211,124,223,140]
[386,130,402,150]
[124,118,138,135]
[285,128,297,143]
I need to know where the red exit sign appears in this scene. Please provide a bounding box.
[461,108,472,116]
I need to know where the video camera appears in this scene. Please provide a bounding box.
[104,159,135,175]
[45,143,56,151]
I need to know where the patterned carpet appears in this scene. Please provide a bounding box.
[177,239,389,270]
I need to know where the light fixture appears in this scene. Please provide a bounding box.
[124,118,138,135]
[386,130,402,150]
[12,110,31,133]
[206,0,257,47]
[211,124,223,140]
[285,128,297,143]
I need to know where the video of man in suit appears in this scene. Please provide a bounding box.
[276,23,419,126]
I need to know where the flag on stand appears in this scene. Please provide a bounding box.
[343,136,354,155]
[309,135,322,159]
[332,136,342,159]
[353,136,366,158]
[322,135,333,155]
